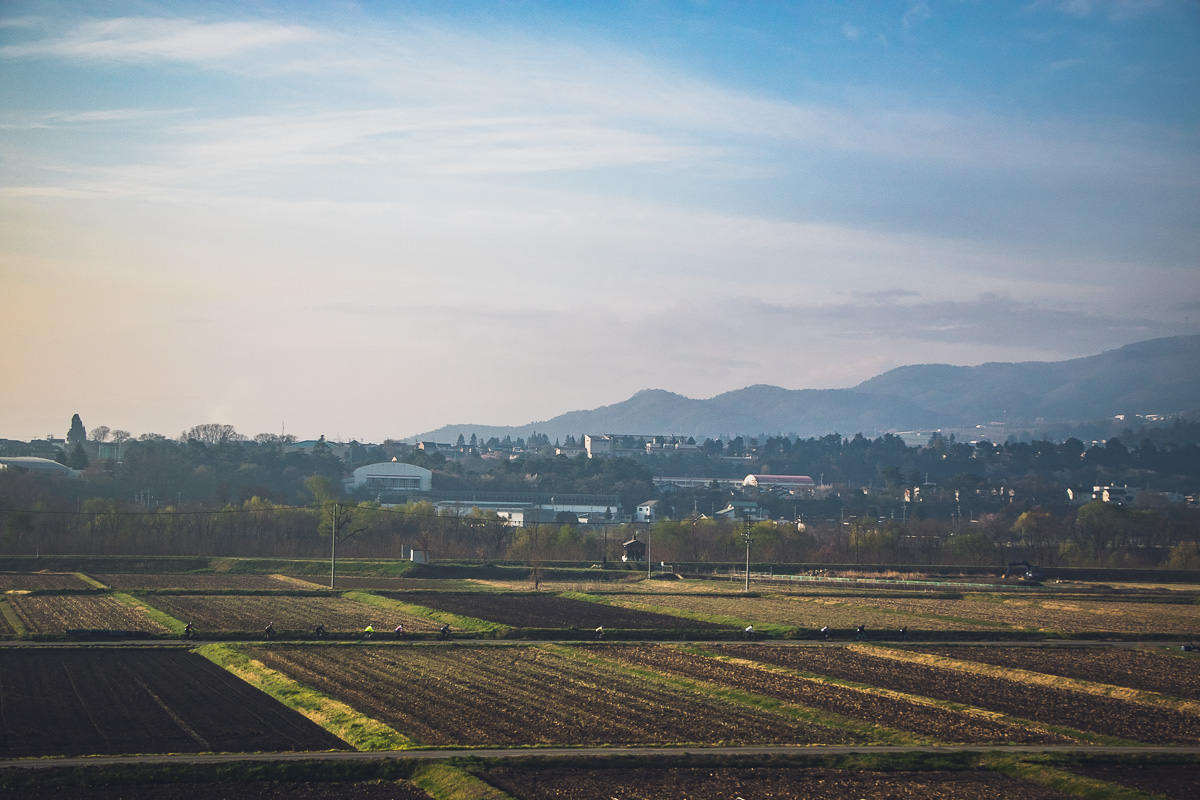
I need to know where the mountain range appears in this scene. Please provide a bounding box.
[410,335,1200,444]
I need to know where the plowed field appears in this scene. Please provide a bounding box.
[93,574,300,591]
[1064,764,1200,800]
[0,601,17,635]
[245,644,863,746]
[287,576,473,591]
[7,594,170,634]
[479,766,1075,799]
[396,592,731,629]
[0,648,348,757]
[905,645,1200,700]
[607,594,998,632]
[139,595,436,634]
[582,644,1068,744]
[6,781,433,800]
[0,572,91,590]
[860,596,1200,634]
[713,644,1200,744]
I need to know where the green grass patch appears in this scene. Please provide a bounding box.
[76,572,108,588]
[196,643,413,750]
[412,763,516,800]
[344,591,503,635]
[0,597,27,636]
[113,591,187,634]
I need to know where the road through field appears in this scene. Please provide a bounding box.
[2,744,1199,771]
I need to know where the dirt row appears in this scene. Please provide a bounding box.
[391,592,732,630]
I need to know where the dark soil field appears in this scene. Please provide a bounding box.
[7,594,170,634]
[391,592,732,629]
[0,572,91,590]
[0,648,348,757]
[906,645,1200,700]
[246,643,861,746]
[0,781,432,799]
[93,574,301,591]
[583,644,1069,744]
[479,766,1075,799]
[139,594,437,634]
[713,644,1200,744]
[1064,763,1200,800]
[289,576,476,591]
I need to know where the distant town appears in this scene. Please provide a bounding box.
[2,413,1198,571]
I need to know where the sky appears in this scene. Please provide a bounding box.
[2,0,1198,443]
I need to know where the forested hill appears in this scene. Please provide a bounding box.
[413,335,1200,442]
[854,334,1200,425]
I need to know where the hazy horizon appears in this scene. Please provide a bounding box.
[3,1,1198,443]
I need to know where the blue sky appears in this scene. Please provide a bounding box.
[2,1,1197,442]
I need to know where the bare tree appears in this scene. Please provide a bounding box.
[89,425,110,443]
[181,424,245,445]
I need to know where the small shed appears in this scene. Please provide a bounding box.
[621,537,646,562]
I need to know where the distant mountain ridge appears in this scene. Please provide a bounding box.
[410,335,1200,443]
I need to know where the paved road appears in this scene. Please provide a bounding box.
[3,744,1200,771]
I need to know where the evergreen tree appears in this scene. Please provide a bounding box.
[67,442,89,470]
[67,414,86,446]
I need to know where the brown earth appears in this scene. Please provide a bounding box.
[1064,763,1200,800]
[7,594,170,634]
[479,766,1076,799]
[0,648,348,757]
[862,596,1200,634]
[0,572,91,590]
[92,574,299,591]
[0,781,431,799]
[905,645,1200,700]
[139,594,437,634]
[712,644,1200,744]
[582,644,1069,744]
[246,644,861,747]
[607,593,1000,632]
[394,592,732,629]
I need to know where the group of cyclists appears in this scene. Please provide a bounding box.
[181,621,452,641]
[181,619,915,643]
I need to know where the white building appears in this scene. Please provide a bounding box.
[0,457,79,479]
[584,434,613,458]
[348,460,432,493]
[635,500,659,523]
[743,474,815,492]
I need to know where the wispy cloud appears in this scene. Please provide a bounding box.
[0,17,316,62]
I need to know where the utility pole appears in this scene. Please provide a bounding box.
[743,515,754,592]
[329,503,338,589]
